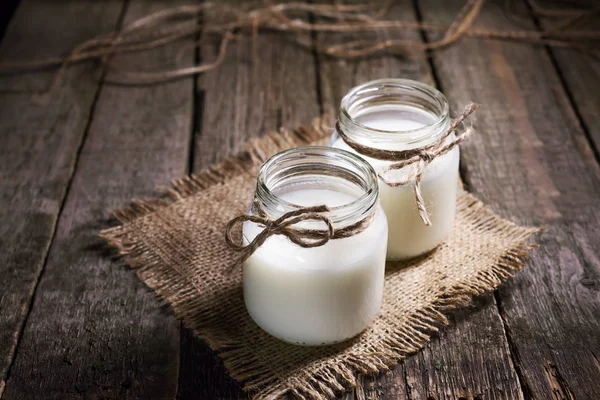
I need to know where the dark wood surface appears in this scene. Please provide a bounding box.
[1,0,599,399]
[0,1,127,397]
[422,2,600,399]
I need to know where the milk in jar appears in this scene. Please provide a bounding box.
[241,147,388,345]
[332,79,459,260]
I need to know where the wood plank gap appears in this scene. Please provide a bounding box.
[401,360,413,400]
[187,3,203,175]
[411,0,442,90]
[524,0,600,167]
[493,291,533,400]
[0,2,131,397]
[179,3,203,394]
[308,7,324,115]
[189,88,205,174]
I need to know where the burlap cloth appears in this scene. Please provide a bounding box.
[101,117,540,400]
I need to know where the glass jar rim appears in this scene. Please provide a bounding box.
[339,78,450,147]
[256,146,379,225]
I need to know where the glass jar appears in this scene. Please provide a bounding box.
[241,146,388,345]
[331,79,459,261]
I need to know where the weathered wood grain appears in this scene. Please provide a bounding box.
[192,8,320,169]
[340,369,408,400]
[1,1,195,398]
[403,297,523,400]
[0,1,126,396]
[177,3,320,397]
[318,2,523,399]
[2,1,598,399]
[420,0,600,398]
[531,0,600,157]
[317,4,434,108]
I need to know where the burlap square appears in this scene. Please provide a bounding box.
[101,117,540,399]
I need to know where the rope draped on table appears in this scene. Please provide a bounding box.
[0,0,598,88]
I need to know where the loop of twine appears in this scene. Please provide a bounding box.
[225,202,376,271]
[337,103,479,226]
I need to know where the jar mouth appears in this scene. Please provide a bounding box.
[340,79,449,147]
[256,146,379,225]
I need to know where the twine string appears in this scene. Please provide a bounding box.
[225,204,334,271]
[1,1,598,87]
[225,200,377,270]
[337,103,479,226]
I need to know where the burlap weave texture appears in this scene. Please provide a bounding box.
[101,117,539,400]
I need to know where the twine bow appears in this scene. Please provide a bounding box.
[337,103,479,226]
[225,205,335,271]
[225,202,376,270]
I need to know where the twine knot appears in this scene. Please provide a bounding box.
[337,103,479,226]
[420,150,437,163]
[225,205,335,271]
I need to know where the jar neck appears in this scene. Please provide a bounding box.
[254,146,379,228]
[338,79,450,151]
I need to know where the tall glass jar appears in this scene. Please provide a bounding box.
[331,79,458,261]
[241,146,388,345]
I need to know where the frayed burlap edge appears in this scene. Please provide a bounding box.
[100,116,541,400]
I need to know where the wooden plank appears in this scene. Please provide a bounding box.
[403,297,523,400]
[419,0,600,398]
[191,6,320,169]
[340,371,408,400]
[177,2,320,397]
[0,1,126,396]
[1,1,195,398]
[532,1,600,156]
[317,2,523,399]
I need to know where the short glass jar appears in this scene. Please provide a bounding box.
[331,79,459,260]
[241,146,388,345]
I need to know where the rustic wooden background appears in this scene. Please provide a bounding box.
[1,0,599,399]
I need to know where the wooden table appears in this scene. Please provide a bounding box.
[1,1,599,399]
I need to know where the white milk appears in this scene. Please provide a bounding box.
[242,188,388,345]
[333,106,459,260]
